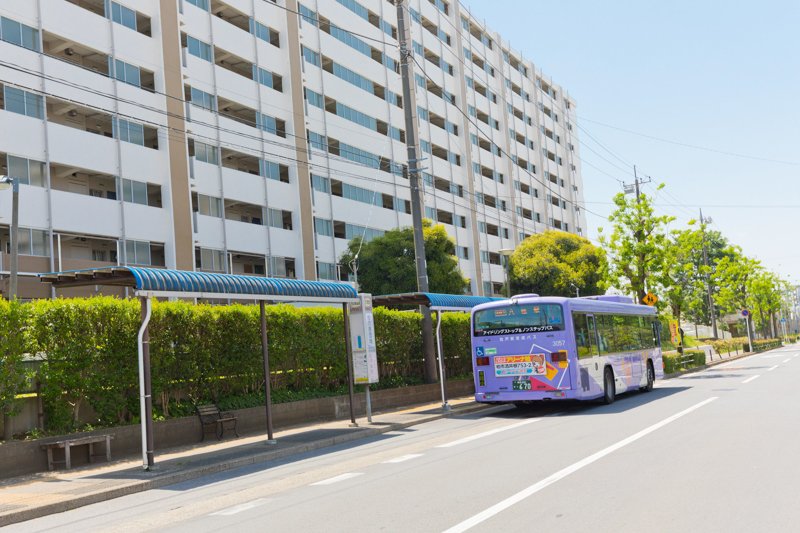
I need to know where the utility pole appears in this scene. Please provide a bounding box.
[699,209,718,339]
[396,0,437,384]
[623,166,651,303]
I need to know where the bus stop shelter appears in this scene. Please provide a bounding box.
[372,292,501,410]
[40,266,360,470]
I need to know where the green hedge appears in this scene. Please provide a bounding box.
[9,297,474,433]
[0,300,30,422]
[663,350,705,374]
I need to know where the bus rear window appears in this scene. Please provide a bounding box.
[473,304,564,336]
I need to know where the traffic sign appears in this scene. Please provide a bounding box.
[741,309,750,317]
[642,292,658,306]
[781,318,787,324]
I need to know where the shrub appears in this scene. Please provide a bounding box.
[22,297,473,432]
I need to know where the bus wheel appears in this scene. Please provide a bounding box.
[603,367,616,405]
[640,361,655,393]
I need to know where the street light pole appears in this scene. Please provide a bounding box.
[0,176,19,299]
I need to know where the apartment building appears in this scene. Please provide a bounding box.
[0,0,586,299]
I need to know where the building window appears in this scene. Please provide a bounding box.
[267,208,293,230]
[311,174,330,193]
[254,67,283,92]
[107,1,137,31]
[196,194,222,217]
[256,112,286,137]
[250,19,280,47]
[197,247,225,272]
[109,58,141,87]
[3,86,44,119]
[7,155,45,187]
[125,239,151,265]
[186,35,212,62]
[113,118,145,146]
[121,178,149,206]
[314,217,332,237]
[185,0,209,11]
[260,160,289,183]
[16,228,50,257]
[456,246,469,259]
[192,139,219,164]
[190,87,216,111]
[317,261,337,281]
[0,17,39,52]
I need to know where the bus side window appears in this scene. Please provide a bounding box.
[595,315,610,354]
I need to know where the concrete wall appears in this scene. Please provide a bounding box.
[0,380,475,478]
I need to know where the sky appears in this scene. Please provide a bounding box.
[461,0,800,286]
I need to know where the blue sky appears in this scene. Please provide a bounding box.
[461,0,800,286]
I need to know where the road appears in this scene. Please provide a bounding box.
[11,345,800,532]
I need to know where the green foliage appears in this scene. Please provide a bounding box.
[20,298,474,433]
[339,220,469,296]
[599,189,674,303]
[663,350,705,374]
[510,231,607,297]
[0,300,31,420]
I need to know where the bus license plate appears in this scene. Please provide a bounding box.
[512,379,532,391]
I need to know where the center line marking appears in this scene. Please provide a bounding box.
[768,365,779,372]
[210,498,268,516]
[436,419,540,448]
[742,375,761,383]
[783,358,791,363]
[382,454,423,464]
[310,473,363,486]
[443,397,718,533]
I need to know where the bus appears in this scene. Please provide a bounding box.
[471,294,663,405]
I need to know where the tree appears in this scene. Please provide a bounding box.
[657,227,704,327]
[509,231,607,297]
[713,246,760,338]
[339,220,469,296]
[684,227,732,326]
[598,188,674,303]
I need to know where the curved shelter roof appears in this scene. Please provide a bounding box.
[372,292,502,312]
[40,267,359,302]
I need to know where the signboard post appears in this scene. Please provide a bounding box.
[742,310,753,353]
[349,294,379,422]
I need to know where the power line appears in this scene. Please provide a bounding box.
[580,117,800,166]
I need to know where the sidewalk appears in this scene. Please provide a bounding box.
[0,395,489,527]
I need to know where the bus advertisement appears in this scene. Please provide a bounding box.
[471,294,663,405]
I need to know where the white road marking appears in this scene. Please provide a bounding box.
[783,358,791,363]
[443,397,719,533]
[309,473,363,486]
[436,419,540,448]
[742,375,761,384]
[382,454,423,464]
[768,365,779,372]
[210,498,269,516]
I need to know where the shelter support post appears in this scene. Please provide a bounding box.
[435,311,450,411]
[260,301,276,444]
[137,296,154,469]
[342,303,358,427]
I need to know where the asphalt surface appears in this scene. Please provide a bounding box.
[9,345,800,532]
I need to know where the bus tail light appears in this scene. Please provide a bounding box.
[475,356,490,366]
[551,350,568,363]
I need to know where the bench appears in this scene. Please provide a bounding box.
[196,404,239,441]
[41,435,113,471]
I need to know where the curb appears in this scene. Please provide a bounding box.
[0,402,491,527]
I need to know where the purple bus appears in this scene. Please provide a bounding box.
[471,294,664,405]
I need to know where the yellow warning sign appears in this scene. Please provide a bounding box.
[642,292,658,306]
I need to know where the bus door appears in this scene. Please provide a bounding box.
[574,313,603,398]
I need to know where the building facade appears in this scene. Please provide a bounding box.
[0,0,586,299]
